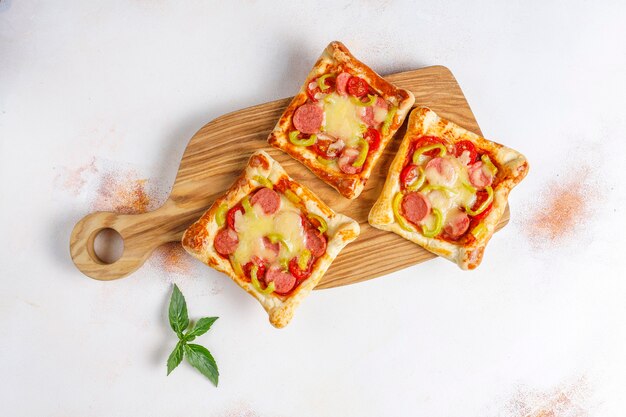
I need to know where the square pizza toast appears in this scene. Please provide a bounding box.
[268,41,415,199]
[182,151,360,328]
[368,107,529,269]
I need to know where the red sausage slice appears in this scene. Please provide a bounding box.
[260,237,280,262]
[337,147,362,174]
[375,96,388,110]
[401,192,431,224]
[250,187,281,215]
[214,228,238,255]
[360,106,375,127]
[262,236,280,256]
[425,157,457,185]
[265,267,297,294]
[468,161,494,188]
[359,97,387,128]
[293,104,323,134]
[336,72,351,96]
[443,211,470,240]
[305,228,327,257]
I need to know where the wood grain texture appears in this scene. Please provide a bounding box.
[70,65,510,288]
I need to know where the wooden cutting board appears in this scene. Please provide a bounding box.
[70,65,509,289]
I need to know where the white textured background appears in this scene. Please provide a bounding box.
[1,1,626,416]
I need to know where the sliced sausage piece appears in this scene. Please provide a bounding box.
[401,192,431,224]
[360,106,375,127]
[375,96,388,110]
[359,97,387,128]
[265,267,297,294]
[250,187,281,215]
[261,236,280,262]
[337,147,362,174]
[262,236,280,256]
[468,161,494,188]
[214,228,239,255]
[305,228,327,257]
[293,103,323,134]
[425,157,458,186]
[335,72,352,96]
[443,211,470,240]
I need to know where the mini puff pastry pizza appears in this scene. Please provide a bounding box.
[268,41,415,199]
[182,151,360,328]
[368,107,529,270]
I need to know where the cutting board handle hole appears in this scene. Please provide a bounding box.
[92,228,124,264]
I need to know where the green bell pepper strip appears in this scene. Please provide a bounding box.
[253,175,273,189]
[215,203,228,227]
[421,184,457,197]
[465,185,493,216]
[392,192,416,232]
[242,195,253,213]
[316,156,335,165]
[317,74,335,92]
[307,213,328,233]
[284,189,301,204]
[352,139,369,168]
[351,94,377,107]
[297,249,312,270]
[412,143,447,164]
[470,223,487,240]
[251,265,275,295]
[406,166,426,192]
[381,106,397,136]
[421,208,443,238]
[230,256,243,276]
[289,130,317,147]
[267,233,291,251]
[481,154,498,175]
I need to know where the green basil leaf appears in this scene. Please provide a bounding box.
[185,343,219,386]
[186,317,219,339]
[166,341,185,375]
[168,284,189,336]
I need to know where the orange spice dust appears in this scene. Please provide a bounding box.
[91,171,152,214]
[499,377,589,417]
[54,157,98,195]
[149,242,194,276]
[524,166,598,248]
[219,404,260,417]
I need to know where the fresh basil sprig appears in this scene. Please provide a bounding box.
[166,284,219,386]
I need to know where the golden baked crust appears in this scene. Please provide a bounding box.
[182,150,360,328]
[368,107,529,270]
[268,41,415,199]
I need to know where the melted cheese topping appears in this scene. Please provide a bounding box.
[417,155,477,229]
[322,93,364,147]
[373,106,388,124]
[232,194,306,268]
